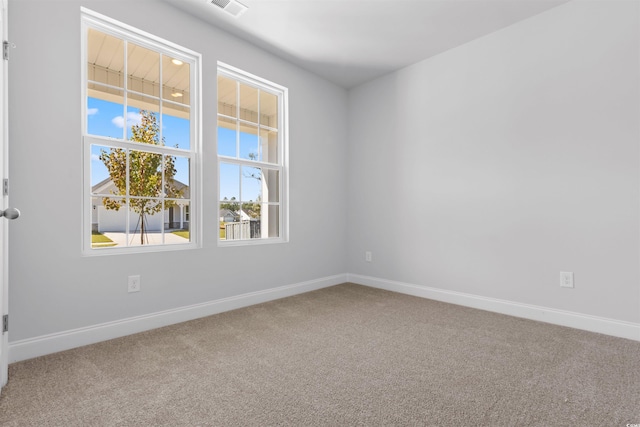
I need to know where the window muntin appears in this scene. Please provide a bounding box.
[217,64,287,243]
[83,10,200,253]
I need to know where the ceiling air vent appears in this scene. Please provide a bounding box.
[209,0,248,18]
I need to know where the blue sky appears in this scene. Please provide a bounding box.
[88,97,262,203]
[218,126,262,202]
[88,97,190,187]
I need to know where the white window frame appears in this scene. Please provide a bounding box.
[81,8,202,255]
[217,62,289,246]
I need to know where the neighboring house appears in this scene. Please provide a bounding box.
[92,178,190,232]
[219,209,237,223]
[219,209,254,223]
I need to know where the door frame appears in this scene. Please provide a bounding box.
[1,0,9,392]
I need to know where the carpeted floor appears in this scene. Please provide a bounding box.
[0,283,639,426]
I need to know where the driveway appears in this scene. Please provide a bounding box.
[102,231,189,246]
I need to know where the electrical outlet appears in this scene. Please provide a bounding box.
[560,271,574,288]
[128,275,141,293]
[365,251,372,262]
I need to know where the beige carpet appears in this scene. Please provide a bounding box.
[0,283,639,426]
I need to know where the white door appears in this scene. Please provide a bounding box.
[0,0,13,395]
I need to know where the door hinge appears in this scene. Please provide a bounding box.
[3,41,9,61]
[3,179,8,196]
[2,315,7,333]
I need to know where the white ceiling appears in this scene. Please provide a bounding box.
[163,0,570,88]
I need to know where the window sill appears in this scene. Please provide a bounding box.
[83,241,199,256]
[217,237,288,247]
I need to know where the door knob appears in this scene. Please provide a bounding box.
[0,207,20,220]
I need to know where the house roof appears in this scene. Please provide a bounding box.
[92,177,190,199]
[219,209,258,220]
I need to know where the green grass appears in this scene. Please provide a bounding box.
[92,231,114,243]
[172,229,190,239]
[91,231,117,247]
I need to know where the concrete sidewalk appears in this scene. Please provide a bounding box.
[103,231,189,246]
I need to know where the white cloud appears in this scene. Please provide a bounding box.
[91,153,101,162]
[112,112,142,129]
[87,108,98,116]
[111,116,124,128]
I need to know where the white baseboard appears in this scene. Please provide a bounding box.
[9,272,639,363]
[348,274,640,342]
[9,274,347,363]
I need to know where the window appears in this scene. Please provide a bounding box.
[82,9,200,253]
[217,63,288,244]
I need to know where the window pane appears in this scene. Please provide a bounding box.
[94,196,126,238]
[91,197,119,249]
[126,106,160,143]
[163,103,190,150]
[241,166,262,202]
[91,145,113,190]
[218,117,236,157]
[220,163,239,200]
[162,55,190,104]
[218,75,237,118]
[267,204,280,238]
[93,146,126,196]
[220,199,239,212]
[241,202,260,219]
[222,221,246,241]
[168,155,190,198]
[87,29,124,89]
[239,83,258,124]
[87,94,125,139]
[127,43,160,98]
[129,150,162,198]
[239,123,259,161]
[248,214,264,239]
[240,202,261,240]
[128,93,160,113]
[166,201,190,244]
[260,90,278,128]
[219,220,227,241]
[265,169,280,203]
[128,198,163,246]
[259,128,278,164]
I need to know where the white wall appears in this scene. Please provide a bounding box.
[347,0,640,324]
[7,0,348,343]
